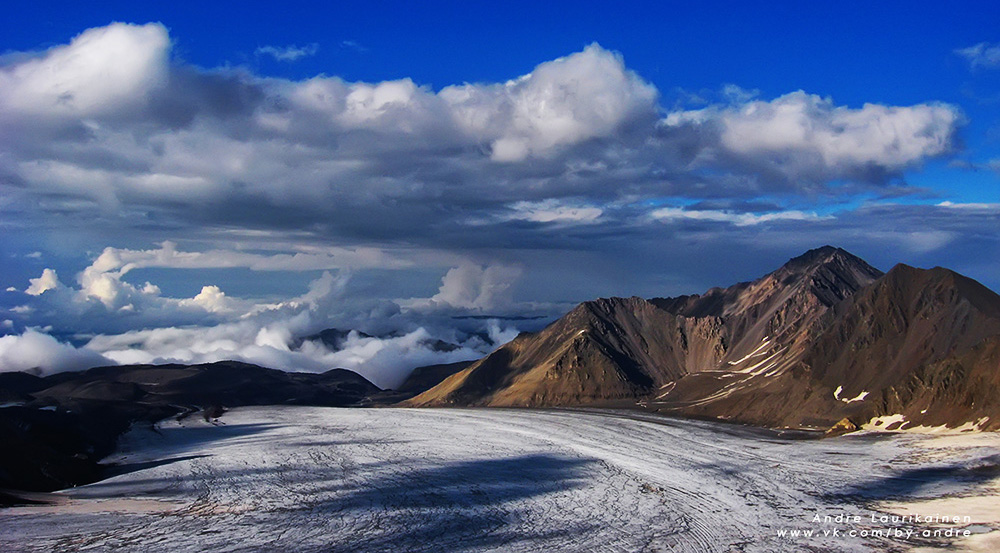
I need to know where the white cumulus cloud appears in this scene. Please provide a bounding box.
[442,43,659,161]
[0,329,112,375]
[0,22,169,117]
[663,91,960,184]
[25,268,61,296]
[179,285,234,314]
[428,263,523,311]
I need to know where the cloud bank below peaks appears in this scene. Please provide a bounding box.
[0,330,112,376]
[2,248,532,387]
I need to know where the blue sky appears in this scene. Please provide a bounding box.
[4,2,996,101]
[1,1,999,378]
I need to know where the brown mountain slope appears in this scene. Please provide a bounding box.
[405,247,1000,432]
[405,297,687,406]
[666,263,1000,430]
[807,264,1000,395]
[896,334,1000,430]
[650,246,883,399]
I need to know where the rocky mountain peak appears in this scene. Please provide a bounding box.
[775,245,882,280]
[764,246,884,307]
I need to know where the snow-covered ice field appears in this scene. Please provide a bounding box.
[2,406,998,552]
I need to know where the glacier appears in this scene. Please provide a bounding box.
[1,406,997,552]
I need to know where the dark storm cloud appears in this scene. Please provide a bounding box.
[0,23,964,256]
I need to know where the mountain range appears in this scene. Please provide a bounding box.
[404,246,1000,433]
[3,245,999,500]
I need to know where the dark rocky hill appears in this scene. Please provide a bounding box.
[0,361,379,499]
